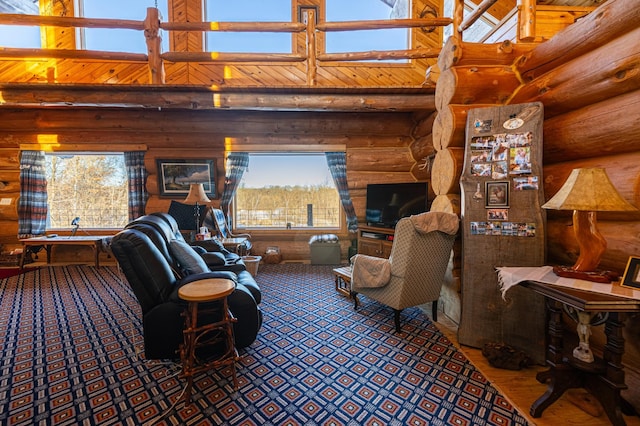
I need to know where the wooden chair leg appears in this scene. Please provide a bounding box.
[353,293,359,309]
[432,299,438,322]
[394,309,402,333]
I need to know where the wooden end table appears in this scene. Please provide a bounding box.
[20,235,109,268]
[332,266,351,297]
[178,278,238,404]
[498,266,640,426]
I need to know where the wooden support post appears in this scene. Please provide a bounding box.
[305,9,317,86]
[144,7,165,84]
[453,0,464,40]
[518,0,537,42]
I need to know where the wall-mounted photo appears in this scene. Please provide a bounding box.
[487,208,508,221]
[157,159,216,198]
[486,181,509,208]
[514,176,539,191]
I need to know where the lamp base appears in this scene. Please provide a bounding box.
[552,265,619,283]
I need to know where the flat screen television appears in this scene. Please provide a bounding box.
[365,182,429,228]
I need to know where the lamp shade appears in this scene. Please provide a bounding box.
[183,183,211,204]
[541,168,637,212]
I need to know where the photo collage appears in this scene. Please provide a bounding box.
[468,123,539,237]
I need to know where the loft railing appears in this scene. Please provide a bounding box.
[0,8,451,85]
[0,0,558,85]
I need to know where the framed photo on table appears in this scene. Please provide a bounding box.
[157,159,216,198]
[621,256,640,289]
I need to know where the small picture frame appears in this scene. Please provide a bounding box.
[620,256,640,289]
[485,181,509,208]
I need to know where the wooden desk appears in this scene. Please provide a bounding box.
[497,266,640,426]
[20,236,109,268]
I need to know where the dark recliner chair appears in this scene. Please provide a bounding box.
[110,213,262,360]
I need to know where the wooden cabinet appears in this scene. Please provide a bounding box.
[357,225,394,258]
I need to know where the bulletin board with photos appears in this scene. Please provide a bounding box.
[458,102,547,364]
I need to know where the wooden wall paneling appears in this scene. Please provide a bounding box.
[547,220,640,274]
[543,151,640,219]
[435,65,520,110]
[526,6,594,43]
[437,37,534,71]
[542,91,640,165]
[431,147,464,195]
[515,0,640,82]
[432,103,496,150]
[510,26,640,118]
[0,109,416,137]
[347,148,413,173]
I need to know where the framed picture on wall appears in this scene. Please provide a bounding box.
[157,159,217,198]
[485,181,509,208]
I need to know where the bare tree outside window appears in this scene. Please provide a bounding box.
[46,154,129,229]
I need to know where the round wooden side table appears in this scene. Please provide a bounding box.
[178,278,238,404]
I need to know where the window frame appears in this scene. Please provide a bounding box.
[232,151,345,234]
[43,151,130,232]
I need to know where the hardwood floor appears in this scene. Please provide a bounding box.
[436,316,640,425]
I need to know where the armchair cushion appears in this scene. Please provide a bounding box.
[351,254,391,289]
[169,239,209,275]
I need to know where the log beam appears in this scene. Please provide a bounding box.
[0,84,436,112]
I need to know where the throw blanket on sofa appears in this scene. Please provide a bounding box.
[351,254,391,289]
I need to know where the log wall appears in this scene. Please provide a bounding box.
[432,0,640,407]
[0,108,422,262]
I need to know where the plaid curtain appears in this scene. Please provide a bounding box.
[221,152,249,227]
[326,152,358,232]
[18,151,48,238]
[124,151,149,220]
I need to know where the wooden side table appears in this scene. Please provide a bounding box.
[178,278,238,404]
[522,279,640,426]
[332,266,351,297]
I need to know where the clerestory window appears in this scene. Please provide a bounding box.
[233,153,342,230]
[0,1,40,48]
[325,0,410,62]
[204,0,292,53]
[78,0,169,53]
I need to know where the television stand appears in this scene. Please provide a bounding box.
[357,225,394,259]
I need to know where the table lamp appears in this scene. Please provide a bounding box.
[184,183,211,231]
[542,168,638,283]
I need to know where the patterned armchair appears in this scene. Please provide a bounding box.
[350,211,459,333]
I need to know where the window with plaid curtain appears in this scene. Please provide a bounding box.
[18,151,48,238]
[326,152,358,232]
[124,151,149,220]
[221,152,249,228]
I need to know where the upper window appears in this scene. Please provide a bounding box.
[79,0,169,53]
[0,1,40,48]
[45,153,129,229]
[234,154,341,230]
[325,0,410,62]
[442,0,496,42]
[205,0,292,53]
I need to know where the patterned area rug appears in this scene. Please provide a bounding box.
[0,264,528,425]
